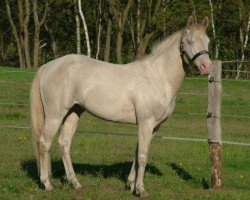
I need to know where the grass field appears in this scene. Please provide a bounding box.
[0,67,249,199]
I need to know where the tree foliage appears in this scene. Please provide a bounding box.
[0,0,249,77]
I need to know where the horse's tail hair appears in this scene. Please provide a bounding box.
[30,68,44,175]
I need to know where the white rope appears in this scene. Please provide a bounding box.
[1,125,31,129]
[178,92,207,96]
[0,80,31,85]
[162,136,250,147]
[0,102,29,106]
[1,125,249,147]
[1,102,249,119]
[1,78,249,86]
[222,69,250,74]
[174,112,250,119]
[0,70,35,73]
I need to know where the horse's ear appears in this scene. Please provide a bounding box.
[187,16,194,29]
[202,16,209,29]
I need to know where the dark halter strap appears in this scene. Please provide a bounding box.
[180,40,209,66]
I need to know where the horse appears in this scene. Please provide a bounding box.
[30,16,212,197]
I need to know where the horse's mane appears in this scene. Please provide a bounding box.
[151,29,184,56]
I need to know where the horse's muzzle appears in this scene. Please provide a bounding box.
[199,60,212,75]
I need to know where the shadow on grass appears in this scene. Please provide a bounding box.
[168,162,210,189]
[21,160,162,184]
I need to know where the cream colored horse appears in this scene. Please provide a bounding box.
[30,16,212,197]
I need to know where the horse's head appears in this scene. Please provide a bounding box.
[180,16,212,75]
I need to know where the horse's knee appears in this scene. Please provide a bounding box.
[138,154,147,167]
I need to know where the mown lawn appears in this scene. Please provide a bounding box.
[0,67,249,199]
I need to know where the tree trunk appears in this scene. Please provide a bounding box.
[0,28,4,62]
[6,0,26,68]
[108,0,133,63]
[209,0,219,59]
[74,0,81,54]
[137,0,141,46]
[33,0,48,69]
[236,11,250,79]
[117,29,123,63]
[17,0,26,67]
[135,0,162,59]
[104,18,112,62]
[96,0,102,59]
[23,0,31,68]
[135,32,154,60]
[45,22,58,59]
[78,0,91,57]
[128,14,136,52]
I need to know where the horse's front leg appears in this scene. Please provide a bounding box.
[135,120,154,198]
[126,145,138,192]
[127,123,159,194]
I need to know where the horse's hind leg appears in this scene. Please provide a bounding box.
[59,104,83,189]
[39,117,61,190]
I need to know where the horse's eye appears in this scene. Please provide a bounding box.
[187,40,194,45]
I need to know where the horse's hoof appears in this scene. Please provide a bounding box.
[45,185,54,191]
[139,196,149,200]
[134,189,149,198]
[125,183,130,191]
[125,181,135,193]
[74,183,82,189]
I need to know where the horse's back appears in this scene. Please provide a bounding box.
[38,55,139,123]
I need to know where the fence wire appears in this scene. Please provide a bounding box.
[0,125,249,147]
[1,71,250,146]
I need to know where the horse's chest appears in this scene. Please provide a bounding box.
[154,97,176,123]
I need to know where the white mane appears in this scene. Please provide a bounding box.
[151,30,183,57]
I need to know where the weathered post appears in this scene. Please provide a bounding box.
[207,60,222,188]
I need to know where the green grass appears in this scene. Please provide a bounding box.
[0,67,249,199]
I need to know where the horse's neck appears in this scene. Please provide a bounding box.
[147,31,185,95]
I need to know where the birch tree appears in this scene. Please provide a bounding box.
[236,2,250,79]
[209,0,219,59]
[78,0,91,57]
[74,0,81,54]
[96,0,103,59]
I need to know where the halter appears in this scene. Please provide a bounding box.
[180,38,209,66]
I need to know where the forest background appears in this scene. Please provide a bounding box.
[1,0,250,78]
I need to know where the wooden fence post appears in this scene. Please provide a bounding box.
[207,60,222,188]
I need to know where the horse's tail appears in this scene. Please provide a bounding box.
[30,68,44,175]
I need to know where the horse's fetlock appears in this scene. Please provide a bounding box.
[68,173,76,181]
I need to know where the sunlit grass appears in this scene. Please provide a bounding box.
[0,67,249,199]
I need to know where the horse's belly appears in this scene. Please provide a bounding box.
[82,95,136,124]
